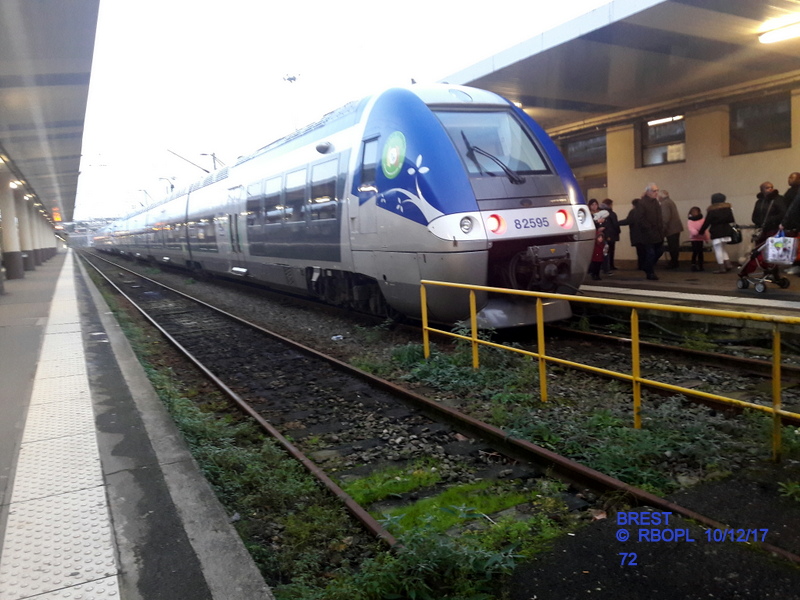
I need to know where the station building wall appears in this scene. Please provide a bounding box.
[572,88,800,262]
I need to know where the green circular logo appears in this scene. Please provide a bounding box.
[381,131,406,179]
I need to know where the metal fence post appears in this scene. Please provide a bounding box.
[536,298,548,402]
[470,290,479,369]
[631,308,642,429]
[772,324,782,462]
[420,284,430,359]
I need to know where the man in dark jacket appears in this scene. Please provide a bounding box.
[658,189,683,269]
[637,183,666,280]
[779,172,800,274]
[783,172,800,219]
[618,199,644,270]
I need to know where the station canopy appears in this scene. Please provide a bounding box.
[445,0,800,137]
[0,0,100,224]
[3,1,800,226]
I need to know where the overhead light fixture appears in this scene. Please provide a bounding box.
[759,22,800,43]
[647,115,684,127]
[759,14,800,44]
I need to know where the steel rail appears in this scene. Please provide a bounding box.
[547,325,800,381]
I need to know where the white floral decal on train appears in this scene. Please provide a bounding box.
[378,142,442,225]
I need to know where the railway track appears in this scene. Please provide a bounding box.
[81,253,587,537]
[537,325,800,426]
[79,250,800,596]
[546,323,800,381]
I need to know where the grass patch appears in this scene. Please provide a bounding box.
[378,480,531,534]
[278,521,520,600]
[513,400,790,494]
[467,512,569,558]
[778,480,800,503]
[395,342,539,407]
[341,459,443,505]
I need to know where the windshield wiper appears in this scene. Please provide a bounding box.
[470,146,526,185]
[460,131,525,185]
[460,131,485,176]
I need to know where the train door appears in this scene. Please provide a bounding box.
[227,185,247,276]
[349,137,379,242]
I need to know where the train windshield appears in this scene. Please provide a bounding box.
[434,110,550,179]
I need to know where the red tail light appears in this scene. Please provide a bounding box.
[555,208,573,228]
[487,214,507,234]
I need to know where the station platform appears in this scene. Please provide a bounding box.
[579,257,800,318]
[0,250,273,600]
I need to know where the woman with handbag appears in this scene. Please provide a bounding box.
[739,182,789,279]
[699,192,737,273]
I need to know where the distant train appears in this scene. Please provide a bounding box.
[96,84,595,327]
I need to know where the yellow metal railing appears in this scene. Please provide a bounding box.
[420,281,800,462]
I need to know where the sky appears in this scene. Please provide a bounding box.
[74,0,610,220]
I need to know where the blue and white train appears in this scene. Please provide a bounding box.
[98,84,595,327]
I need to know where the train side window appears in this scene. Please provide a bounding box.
[246,181,264,229]
[359,139,378,192]
[245,197,262,228]
[199,216,217,248]
[310,159,338,220]
[285,168,307,222]
[264,176,284,224]
[166,223,182,248]
[188,216,218,250]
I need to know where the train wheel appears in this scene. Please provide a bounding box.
[754,282,767,293]
[736,278,749,290]
[778,277,791,289]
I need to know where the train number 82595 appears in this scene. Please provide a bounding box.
[513,217,550,230]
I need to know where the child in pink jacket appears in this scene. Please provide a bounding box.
[687,207,710,271]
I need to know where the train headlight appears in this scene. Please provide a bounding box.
[576,207,588,225]
[459,217,474,234]
[486,214,507,235]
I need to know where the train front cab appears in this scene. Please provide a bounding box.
[350,86,595,328]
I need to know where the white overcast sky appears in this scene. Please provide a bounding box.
[74,0,610,219]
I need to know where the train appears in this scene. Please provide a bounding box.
[96,84,595,328]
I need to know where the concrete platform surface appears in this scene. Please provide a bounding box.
[0,250,273,600]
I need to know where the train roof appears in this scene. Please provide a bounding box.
[115,84,513,222]
[234,84,510,168]
[236,96,372,167]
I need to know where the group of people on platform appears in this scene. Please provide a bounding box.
[586,172,800,281]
